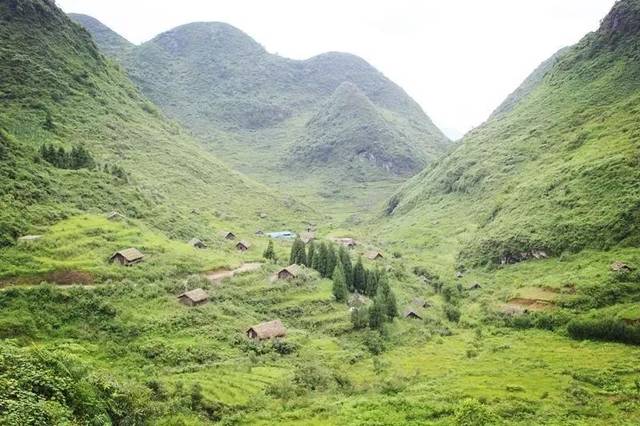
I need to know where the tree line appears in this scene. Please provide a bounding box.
[39,143,95,170]
[282,238,398,331]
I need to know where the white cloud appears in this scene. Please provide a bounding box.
[57,0,615,138]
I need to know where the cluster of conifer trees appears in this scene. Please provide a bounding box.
[287,238,398,330]
[39,143,95,170]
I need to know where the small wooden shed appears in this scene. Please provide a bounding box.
[247,319,287,340]
[178,288,209,306]
[188,238,207,249]
[220,231,236,240]
[236,241,251,252]
[109,248,144,266]
[332,237,357,248]
[277,264,302,280]
[366,251,384,261]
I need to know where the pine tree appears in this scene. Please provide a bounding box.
[353,257,366,294]
[43,111,55,131]
[377,273,398,320]
[325,244,337,278]
[366,268,380,297]
[350,307,369,330]
[306,242,316,267]
[368,296,386,330]
[332,262,348,302]
[338,246,353,290]
[263,240,277,262]
[289,238,306,265]
[56,146,68,168]
[312,242,328,276]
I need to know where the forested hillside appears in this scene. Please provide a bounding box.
[70,15,450,206]
[0,0,306,249]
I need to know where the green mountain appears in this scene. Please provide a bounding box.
[385,0,640,267]
[67,13,133,59]
[0,0,306,249]
[69,16,450,205]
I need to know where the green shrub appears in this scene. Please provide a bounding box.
[454,399,499,426]
[567,317,640,345]
[444,304,461,323]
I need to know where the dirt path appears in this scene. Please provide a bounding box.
[205,262,263,283]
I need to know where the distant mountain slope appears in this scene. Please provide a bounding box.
[0,0,305,247]
[68,13,133,59]
[69,15,450,201]
[385,0,640,266]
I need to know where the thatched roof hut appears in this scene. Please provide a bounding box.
[236,241,251,251]
[411,298,431,308]
[247,319,287,340]
[300,231,316,244]
[188,238,207,249]
[366,251,384,261]
[403,307,423,320]
[109,248,144,266]
[277,264,302,280]
[178,288,209,306]
[611,261,633,273]
[331,237,357,248]
[220,231,236,240]
[106,211,125,221]
[467,283,482,291]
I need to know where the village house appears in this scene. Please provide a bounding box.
[366,251,384,261]
[331,237,357,248]
[300,231,316,244]
[220,231,236,240]
[236,241,251,252]
[177,288,209,306]
[188,238,207,249]
[246,319,287,340]
[403,307,423,320]
[106,211,125,221]
[411,298,431,308]
[611,261,634,273]
[277,264,302,280]
[109,248,144,266]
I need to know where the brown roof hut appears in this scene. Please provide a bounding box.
[109,248,144,266]
[220,231,236,240]
[246,319,287,340]
[177,288,209,306]
[188,238,207,249]
[277,264,302,280]
[300,231,316,244]
[332,237,357,248]
[236,241,251,252]
[403,307,423,320]
[411,298,431,308]
[366,251,384,261]
[611,261,633,273]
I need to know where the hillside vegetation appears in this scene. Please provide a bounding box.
[387,0,640,267]
[3,1,640,425]
[0,0,308,252]
[70,14,450,209]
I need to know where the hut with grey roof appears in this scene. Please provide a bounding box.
[220,231,236,240]
[366,251,384,261]
[277,264,302,280]
[235,241,251,252]
[403,307,424,320]
[188,238,207,249]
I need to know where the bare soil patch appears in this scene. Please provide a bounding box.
[205,262,262,283]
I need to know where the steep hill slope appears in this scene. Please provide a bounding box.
[0,0,306,250]
[384,0,640,267]
[69,15,450,207]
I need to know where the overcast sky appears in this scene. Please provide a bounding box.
[58,0,615,139]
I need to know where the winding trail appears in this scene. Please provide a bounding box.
[204,262,263,284]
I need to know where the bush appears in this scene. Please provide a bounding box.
[292,363,331,392]
[363,330,386,355]
[567,317,640,345]
[454,399,499,426]
[444,304,461,323]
